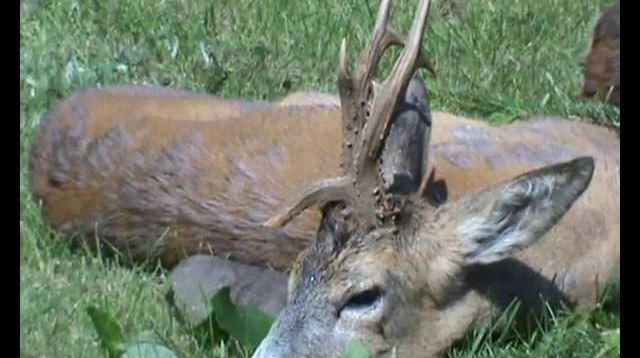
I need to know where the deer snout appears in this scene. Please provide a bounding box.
[252,334,298,358]
[252,321,294,358]
[252,338,278,358]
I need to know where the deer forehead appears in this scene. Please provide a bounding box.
[299,211,463,287]
[294,234,402,287]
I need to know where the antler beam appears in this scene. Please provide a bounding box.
[264,0,434,229]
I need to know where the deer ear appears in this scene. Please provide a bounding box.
[450,157,595,265]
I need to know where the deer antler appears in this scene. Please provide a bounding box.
[265,0,434,230]
[263,176,352,228]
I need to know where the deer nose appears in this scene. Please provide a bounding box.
[252,329,289,358]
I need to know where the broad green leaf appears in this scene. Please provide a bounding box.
[341,340,371,358]
[209,287,275,350]
[86,306,126,357]
[191,311,229,349]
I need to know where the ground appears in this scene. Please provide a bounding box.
[20,0,619,357]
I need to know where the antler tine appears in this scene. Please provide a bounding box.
[356,0,399,87]
[337,37,355,147]
[338,0,399,170]
[263,177,352,228]
[361,0,433,163]
[356,0,436,87]
[375,0,393,30]
[391,32,437,77]
[262,39,358,230]
[338,38,352,90]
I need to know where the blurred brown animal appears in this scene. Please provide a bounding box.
[582,2,620,107]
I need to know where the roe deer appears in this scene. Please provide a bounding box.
[29,0,619,354]
[252,0,619,357]
[582,1,620,107]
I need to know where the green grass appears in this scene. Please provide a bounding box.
[20,0,619,357]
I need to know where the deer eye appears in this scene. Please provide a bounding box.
[339,287,384,316]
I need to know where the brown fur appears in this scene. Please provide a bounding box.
[32,89,620,356]
[29,1,619,353]
[582,2,620,107]
[395,117,618,356]
[31,88,618,278]
[255,113,617,357]
[30,85,341,268]
[31,85,618,358]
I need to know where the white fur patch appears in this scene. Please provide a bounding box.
[458,175,558,265]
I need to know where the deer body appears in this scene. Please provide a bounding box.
[30,85,343,268]
[30,85,619,301]
[31,85,619,358]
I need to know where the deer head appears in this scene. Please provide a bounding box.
[253,0,595,357]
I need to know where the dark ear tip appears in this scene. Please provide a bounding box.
[572,156,595,174]
[569,156,596,186]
